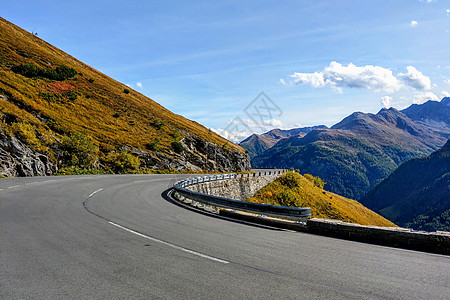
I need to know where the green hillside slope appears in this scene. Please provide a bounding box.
[361,140,450,231]
[0,18,249,176]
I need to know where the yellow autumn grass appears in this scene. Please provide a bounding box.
[0,17,244,157]
[247,172,396,227]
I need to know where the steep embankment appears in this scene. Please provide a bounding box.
[0,17,249,176]
[246,171,396,227]
[361,140,450,232]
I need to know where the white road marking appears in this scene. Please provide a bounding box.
[108,221,229,264]
[26,182,39,186]
[8,185,21,189]
[88,188,103,198]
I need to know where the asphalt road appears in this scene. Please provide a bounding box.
[1,174,449,299]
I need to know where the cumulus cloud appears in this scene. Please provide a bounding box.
[381,96,392,108]
[136,81,143,88]
[447,9,450,16]
[211,128,251,143]
[413,92,439,104]
[289,61,402,93]
[441,91,450,98]
[397,66,431,90]
[263,118,284,128]
[213,117,286,143]
[410,20,418,27]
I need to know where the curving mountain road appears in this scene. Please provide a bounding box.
[1,174,449,299]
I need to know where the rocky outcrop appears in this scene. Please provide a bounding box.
[0,129,250,177]
[0,128,56,177]
[181,134,250,172]
[132,134,251,172]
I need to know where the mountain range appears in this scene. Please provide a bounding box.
[239,126,327,159]
[361,140,449,231]
[242,98,450,200]
[0,17,249,176]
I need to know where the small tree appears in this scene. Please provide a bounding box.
[123,88,130,94]
[171,141,184,154]
[313,176,326,189]
[146,138,160,151]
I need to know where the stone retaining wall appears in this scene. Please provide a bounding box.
[176,172,450,255]
[186,173,280,201]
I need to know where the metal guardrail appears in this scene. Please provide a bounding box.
[172,171,312,222]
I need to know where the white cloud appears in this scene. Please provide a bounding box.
[440,91,450,98]
[397,66,431,90]
[410,20,418,27]
[263,118,284,128]
[381,96,392,108]
[446,9,450,16]
[413,92,439,104]
[126,84,131,87]
[444,79,450,85]
[289,61,401,93]
[279,78,287,85]
[136,81,143,88]
[211,128,251,143]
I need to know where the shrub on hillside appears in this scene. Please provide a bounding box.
[63,90,78,101]
[304,173,314,182]
[279,171,301,188]
[146,139,160,151]
[313,176,326,189]
[39,92,61,102]
[304,173,326,188]
[11,64,76,81]
[61,132,99,168]
[151,119,164,130]
[103,152,140,173]
[123,88,130,94]
[171,141,184,154]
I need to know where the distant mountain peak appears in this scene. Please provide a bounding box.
[401,97,450,129]
[441,97,450,106]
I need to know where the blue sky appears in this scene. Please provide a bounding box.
[2,0,450,142]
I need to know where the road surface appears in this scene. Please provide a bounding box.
[1,174,449,299]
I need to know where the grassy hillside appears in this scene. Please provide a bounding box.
[0,18,246,174]
[246,171,396,227]
[361,140,450,231]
